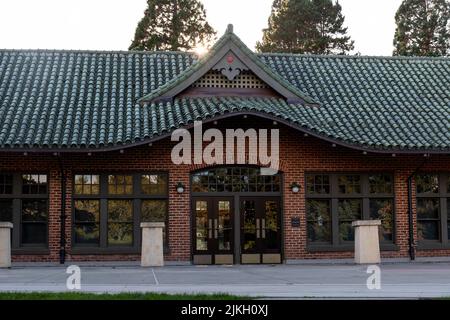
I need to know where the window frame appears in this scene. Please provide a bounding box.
[0,172,49,253]
[71,172,169,254]
[305,172,397,252]
[416,172,450,249]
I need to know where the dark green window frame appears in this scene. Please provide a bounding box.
[0,173,49,252]
[72,173,169,254]
[416,173,450,249]
[305,173,396,251]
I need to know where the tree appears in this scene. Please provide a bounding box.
[129,0,216,51]
[256,0,354,54]
[393,0,450,56]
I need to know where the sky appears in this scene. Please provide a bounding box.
[0,0,403,56]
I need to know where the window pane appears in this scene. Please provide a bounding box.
[22,200,47,222]
[191,168,281,193]
[108,223,133,246]
[141,174,168,195]
[338,199,362,241]
[108,200,133,246]
[108,175,133,195]
[306,175,330,194]
[21,223,46,244]
[195,200,208,251]
[108,200,132,221]
[22,174,47,194]
[74,224,99,244]
[416,174,439,194]
[370,199,394,241]
[141,200,167,222]
[0,174,13,194]
[417,198,439,219]
[369,174,393,194]
[0,200,13,222]
[74,175,100,195]
[306,200,331,242]
[74,200,99,222]
[418,221,439,240]
[338,175,361,194]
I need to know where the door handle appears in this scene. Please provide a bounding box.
[208,219,213,239]
[256,218,260,239]
[262,218,266,239]
[214,219,218,239]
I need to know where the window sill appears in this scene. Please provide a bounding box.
[417,243,450,250]
[307,243,399,252]
[70,247,171,255]
[12,248,50,255]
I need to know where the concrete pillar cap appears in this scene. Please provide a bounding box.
[0,222,13,228]
[352,220,381,227]
[140,222,165,228]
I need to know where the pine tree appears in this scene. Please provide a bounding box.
[256,0,354,54]
[129,0,216,51]
[393,0,450,56]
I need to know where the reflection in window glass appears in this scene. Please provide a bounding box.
[22,174,47,194]
[416,174,439,194]
[306,200,331,242]
[107,200,133,245]
[0,200,13,222]
[191,167,281,193]
[369,174,393,194]
[338,175,361,194]
[74,200,100,244]
[141,174,167,195]
[74,175,100,195]
[195,201,208,251]
[417,198,440,240]
[338,199,362,241]
[21,199,48,244]
[0,174,13,194]
[306,175,330,194]
[108,175,133,195]
[370,199,394,241]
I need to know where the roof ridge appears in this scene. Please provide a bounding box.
[257,52,450,61]
[0,48,197,56]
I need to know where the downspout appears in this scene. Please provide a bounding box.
[406,156,429,261]
[58,155,66,264]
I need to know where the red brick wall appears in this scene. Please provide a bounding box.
[2,115,449,263]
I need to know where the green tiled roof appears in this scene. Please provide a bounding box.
[0,37,449,153]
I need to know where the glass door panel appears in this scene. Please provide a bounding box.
[195,200,209,251]
[242,200,257,252]
[218,200,232,251]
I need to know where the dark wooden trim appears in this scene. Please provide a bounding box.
[179,87,280,99]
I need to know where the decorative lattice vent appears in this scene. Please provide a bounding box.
[192,70,268,89]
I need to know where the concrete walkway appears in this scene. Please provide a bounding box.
[1,263,450,298]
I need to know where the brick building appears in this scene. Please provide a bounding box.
[0,26,449,264]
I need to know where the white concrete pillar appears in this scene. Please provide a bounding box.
[352,220,381,264]
[140,222,165,267]
[0,222,13,268]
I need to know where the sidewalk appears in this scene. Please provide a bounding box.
[1,263,450,298]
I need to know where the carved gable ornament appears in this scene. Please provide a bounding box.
[212,51,249,81]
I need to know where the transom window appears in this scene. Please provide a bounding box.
[73,173,168,251]
[416,173,450,246]
[0,173,48,249]
[192,167,281,193]
[306,173,395,249]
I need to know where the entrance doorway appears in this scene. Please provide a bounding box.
[191,167,283,265]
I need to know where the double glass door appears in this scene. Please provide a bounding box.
[192,197,234,265]
[240,197,282,264]
[192,196,281,264]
